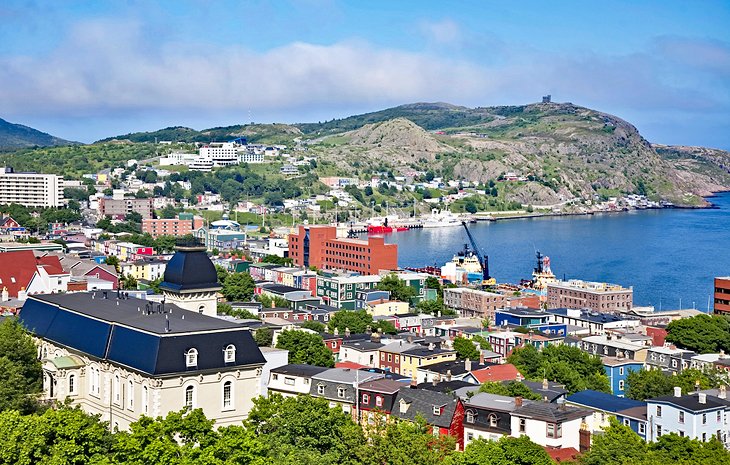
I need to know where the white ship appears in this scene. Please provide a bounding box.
[421,209,462,228]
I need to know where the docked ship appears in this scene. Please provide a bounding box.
[421,209,461,228]
[521,251,557,291]
[366,217,408,234]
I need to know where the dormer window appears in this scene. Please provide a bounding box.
[317,384,325,395]
[399,399,410,414]
[186,348,198,367]
[433,406,441,416]
[224,344,236,363]
[466,411,475,424]
[337,387,346,398]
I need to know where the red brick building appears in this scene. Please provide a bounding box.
[714,277,730,315]
[142,213,204,238]
[288,225,397,274]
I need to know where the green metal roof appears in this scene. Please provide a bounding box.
[50,355,84,369]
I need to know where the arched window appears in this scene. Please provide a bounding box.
[142,386,149,414]
[114,374,121,404]
[466,410,475,424]
[224,344,236,363]
[127,379,134,410]
[222,381,232,409]
[68,374,76,395]
[186,348,198,367]
[198,305,205,313]
[489,414,498,428]
[185,385,195,408]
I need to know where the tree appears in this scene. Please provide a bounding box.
[364,415,456,465]
[470,334,493,351]
[581,418,648,465]
[222,272,255,301]
[254,327,273,347]
[425,276,443,298]
[453,337,480,360]
[215,264,230,286]
[665,315,730,354]
[218,303,259,320]
[0,319,43,414]
[121,274,138,290]
[125,211,143,224]
[448,436,553,465]
[626,367,725,401]
[377,273,416,303]
[105,255,120,273]
[301,320,326,333]
[464,202,477,214]
[416,298,454,315]
[508,344,610,394]
[328,310,373,334]
[246,394,365,465]
[276,330,335,367]
[477,381,542,400]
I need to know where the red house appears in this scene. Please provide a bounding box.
[390,386,465,450]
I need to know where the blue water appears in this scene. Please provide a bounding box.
[376,192,730,309]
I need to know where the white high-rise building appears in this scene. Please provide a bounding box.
[199,142,239,167]
[0,167,64,207]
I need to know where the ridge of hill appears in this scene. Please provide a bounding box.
[97,123,302,145]
[0,117,74,149]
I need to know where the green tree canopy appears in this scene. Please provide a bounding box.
[301,320,326,333]
[448,436,553,465]
[221,272,255,301]
[581,417,648,465]
[508,344,610,394]
[377,273,416,303]
[254,327,273,347]
[665,315,730,354]
[276,330,335,367]
[477,381,542,400]
[0,318,43,414]
[453,337,480,360]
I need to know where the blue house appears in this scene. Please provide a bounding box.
[494,308,550,327]
[602,357,643,397]
[566,390,647,439]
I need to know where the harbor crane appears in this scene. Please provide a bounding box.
[461,221,496,288]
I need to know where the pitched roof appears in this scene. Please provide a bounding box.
[472,364,521,383]
[393,387,460,428]
[544,447,580,463]
[648,392,730,412]
[271,363,330,377]
[0,250,58,297]
[421,359,495,377]
[359,378,405,394]
[566,390,645,413]
[465,392,522,412]
[521,380,568,402]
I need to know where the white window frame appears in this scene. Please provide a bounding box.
[186,348,198,368]
[224,344,236,363]
[337,387,346,399]
[222,380,233,410]
[127,379,134,410]
[68,373,76,395]
[185,385,195,408]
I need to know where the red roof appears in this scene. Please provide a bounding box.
[471,363,521,383]
[0,251,64,298]
[544,447,580,463]
[336,361,369,370]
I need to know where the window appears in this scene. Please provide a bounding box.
[186,348,198,367]
[489,414,498,428]
[127,379,134,410]
[672,360,677,368]
[656,406,662,417]
[466,411,475,424]
[619,380,625,391]
[381,353,385,361]
[547,423,557,438]
[317,384,325,395]
[68,374,76,395]
[702,432,707,442]
[142,386,148,414]
[185,386,194,408]
[679,411,684,423]
[639,423,646,435]
[619,367,624,375]
[656,425,662,437]
[272,374,278,381]
[223,381,232,409]
[375,395,383,407]
[717,411,722,422]
[362,393,370,404]
[519,418,526,433]
[284,377,295,386]
[337,387,346,399]
[679,431,685,437]
[467,432,474,441]
[387,354,392,362]
[114,375,121,404]
[224,345,236,363]
[702,413,707,425]
[433,406,441,416]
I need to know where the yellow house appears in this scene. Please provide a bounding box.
[365,299,410,317]
[399,346,457,379]
[120,260,166,282]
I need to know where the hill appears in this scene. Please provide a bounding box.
[306,102,730,207]
[98,123,302,145]
[0,117,73,150]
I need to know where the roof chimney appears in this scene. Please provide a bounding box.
[515,396,523,407]
[719,385,727,399]
[446,369,452,382]
[698,393,707,404]
[428,343,435,351]
[479,351,485,365]
[432,376,438,386]
[674,386,682,397]
[465,358,472,372]
[410,374,417,389]
[542,378,549,390]
[345,327,351,337]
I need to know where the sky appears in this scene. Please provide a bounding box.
[0,0,728,148]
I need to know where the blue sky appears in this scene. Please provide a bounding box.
[0,1,728,148]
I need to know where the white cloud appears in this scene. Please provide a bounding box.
[419,19,462,45]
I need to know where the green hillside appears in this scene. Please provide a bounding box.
[0,117,73,150]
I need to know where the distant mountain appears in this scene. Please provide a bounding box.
[0,117,73,149]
